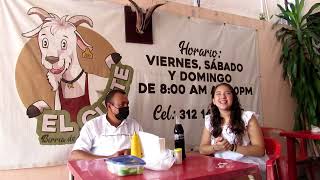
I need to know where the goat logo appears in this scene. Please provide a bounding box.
[16,7,134,145]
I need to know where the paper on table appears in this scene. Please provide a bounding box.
[138,131,165,159]
[214,151,244,161]
[138,131,175,171]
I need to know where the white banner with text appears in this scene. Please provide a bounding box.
[0,0,261,169]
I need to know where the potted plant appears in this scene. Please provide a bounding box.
[274,0,320,133]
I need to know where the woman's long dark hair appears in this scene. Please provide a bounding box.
[209,83,245,144]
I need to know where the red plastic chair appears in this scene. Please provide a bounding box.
[264,137,281,180]
[262,127,308,160]
[262,127,314,180]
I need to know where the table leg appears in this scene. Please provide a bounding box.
[287,137,297,180]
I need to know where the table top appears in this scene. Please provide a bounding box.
[280,130,320,140]
[68,153,260,180]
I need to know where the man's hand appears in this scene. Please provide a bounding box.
[110,149,131,157]
[213,137,232,151]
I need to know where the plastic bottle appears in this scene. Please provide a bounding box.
[131,132,142,158]
[174,148,183,164]
[174,116,186,160]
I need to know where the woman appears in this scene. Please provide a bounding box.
[199,83,267,177]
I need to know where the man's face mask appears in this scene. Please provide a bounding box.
[112,105,129,121]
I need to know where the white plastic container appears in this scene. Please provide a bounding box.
[105,155,146,176]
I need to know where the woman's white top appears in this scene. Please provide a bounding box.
[205,111,268,173]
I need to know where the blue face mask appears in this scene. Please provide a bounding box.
[115,106,129,121]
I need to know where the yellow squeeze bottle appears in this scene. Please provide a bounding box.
[130,132,142,158]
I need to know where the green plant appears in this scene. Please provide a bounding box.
[274,0,320,130]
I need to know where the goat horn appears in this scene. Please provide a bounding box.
[128,0,144,33]
[143,3,166,30]
[68,15,93,28]
[27,7,51,21]
[128,0,144,14]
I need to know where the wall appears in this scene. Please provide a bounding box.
[170,0,263,19]
[266,0,320,22]
[0,166,69,180]
[0,0,297,179]
[172,0,320,21]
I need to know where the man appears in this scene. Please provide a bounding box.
[70,89,142,160]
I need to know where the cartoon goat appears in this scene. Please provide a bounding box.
[22,7,121,121]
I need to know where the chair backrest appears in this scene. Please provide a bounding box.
[262,127,285,138]
[264,137,281,180]
[264,137,281,156]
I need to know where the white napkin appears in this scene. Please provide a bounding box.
[311,125,320,133]
[138,131,165,159]
[214,151,244,160]
[138,131,175,171]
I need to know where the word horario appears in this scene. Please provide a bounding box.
[179,41,221,58]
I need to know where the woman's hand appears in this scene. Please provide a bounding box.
[213,137,233,152]
[199,128,233,155]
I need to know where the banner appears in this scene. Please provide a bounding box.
[0,0,261,169]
